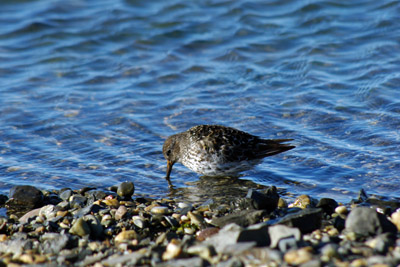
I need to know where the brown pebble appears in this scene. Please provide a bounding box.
[196,227,220,241]
[284,247,313,265]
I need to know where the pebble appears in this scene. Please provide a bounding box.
[284,247,313,265]
[115,230,138,244]
[150,206,171,215]
[115,205,128,220]
[1,184,400,266]
[69,217,91,237]
[117,181,135,198]
[390,210,400,231]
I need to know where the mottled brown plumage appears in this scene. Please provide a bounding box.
[163,125,294,185]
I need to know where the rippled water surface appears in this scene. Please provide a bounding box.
[1,0,400,203]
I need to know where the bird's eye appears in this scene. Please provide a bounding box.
[166,150,171,156]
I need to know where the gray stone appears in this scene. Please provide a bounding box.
[70,195,87,209]
[117,181,135,198]
[0,237,33,255]
[345,207,397,237]
[241,187,279,212]
[276,208,323,234]
[40,233,70,254]
[158,257,207,267]
[269,224,301,248]
[101,251,144,266]
[59,189,73,201]
[204,223,243,253]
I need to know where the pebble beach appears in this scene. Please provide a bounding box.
[1,182,400,266]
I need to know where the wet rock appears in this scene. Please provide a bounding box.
[316,198,338,215]
[0,195,8,205]
[59,189,73,201]
[7,185,44,210]
[240,187,279,212]
[237,222,270,247]
[290,195,315,209]
[69,217,91,237]
[187,211,206,228]
[268,224,301,249]
[117,181,135,198]
[276,208,323,234]
[345,207,397,237]
[211,210,266,228]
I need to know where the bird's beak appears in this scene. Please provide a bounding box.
[166,160,173,180]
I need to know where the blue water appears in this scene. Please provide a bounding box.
[1,0,399,203]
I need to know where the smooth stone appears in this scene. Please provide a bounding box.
[7,185,44,209]
[69,195,87,209]
[211,210,266,228]
[150,206,171,215]
[114,230,137,244]
[117,181,135,198]
[284,247,313,265]
[188,211,206,228]
[335,205,348,215]
[39,204,57,220]
[345,207,397,237]
[19,207,41,224]
[320,243,339,260]
[289,195,314,209]
[276,208,323,234]
[157,257,207,267]
[115,205,128,220]
[316,198,338,215]
[69,217,91,237]
[268,224,301,248]
[59,189,73,201]
[162,239,182,261]
[390,211,400,231]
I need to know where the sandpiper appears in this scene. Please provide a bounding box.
[162,125,294,185]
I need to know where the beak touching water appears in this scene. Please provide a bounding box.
[166,160,173,181]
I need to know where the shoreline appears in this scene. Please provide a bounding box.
[0,183,399,266]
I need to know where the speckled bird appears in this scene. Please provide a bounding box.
[162,125,294,185]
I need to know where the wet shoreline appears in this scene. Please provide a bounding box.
[0,182,399,266]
